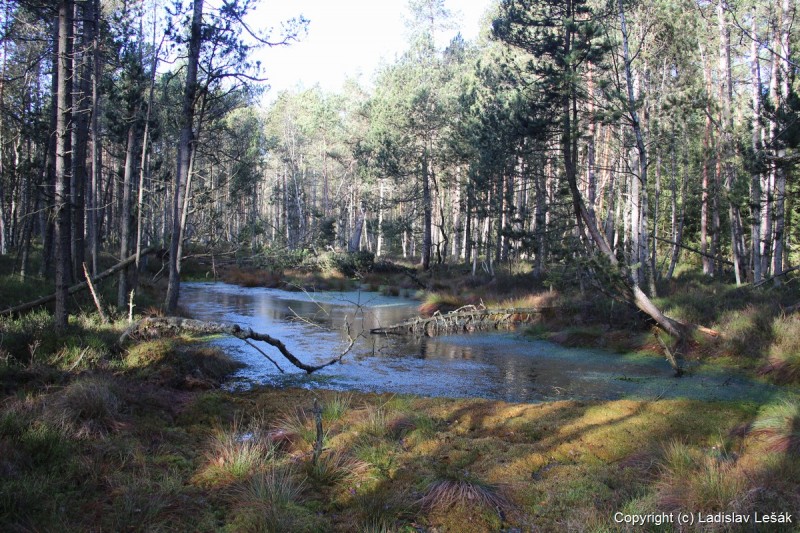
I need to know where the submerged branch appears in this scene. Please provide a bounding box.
[119,316,357,374]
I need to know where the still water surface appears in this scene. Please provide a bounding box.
[182,282,781,403]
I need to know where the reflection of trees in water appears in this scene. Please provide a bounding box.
[419,340,476,361]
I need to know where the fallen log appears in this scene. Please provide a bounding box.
[119,316,356,374]
[0,246,160,317]
[370,305,550,336]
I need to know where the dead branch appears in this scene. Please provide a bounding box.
[119,316,358,374]
[82,262,109,323]
[0,246,160,317]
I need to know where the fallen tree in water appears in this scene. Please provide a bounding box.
[370,305,551,336]
[119,316,357,374]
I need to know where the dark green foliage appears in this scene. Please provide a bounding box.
[332,251,375,277]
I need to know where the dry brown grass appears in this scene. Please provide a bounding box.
[222,266,283,288]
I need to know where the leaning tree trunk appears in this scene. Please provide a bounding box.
[165,0,203,314]
[562,1,685,354]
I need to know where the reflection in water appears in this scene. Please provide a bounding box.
[181,282,783,403]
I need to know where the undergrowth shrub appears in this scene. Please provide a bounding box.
[332,251,374,277]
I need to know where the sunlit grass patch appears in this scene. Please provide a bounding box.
[322,392,352,423]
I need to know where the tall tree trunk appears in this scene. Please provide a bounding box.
[421,147,432,270]
[667,138,687,279]
[750,4,763,284]
[619,0,651,292]
[118,125,136,309]
[560,0,683,342]
[54,0,74,330]
[88,0,102,275]
[771,0,791,286]
[718,0,745,285]
[165,0,203,314]
[71,0,92,282]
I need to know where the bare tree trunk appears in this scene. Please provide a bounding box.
[376,178,384,256]
[747,5,763,283]
[89,0,102,276]
[421,148,432,270]
[348,201,366,253]
[71,0,92,282]
[771,0,791,286]
[165,0,203,314]
[118,125,136,309]
[718,0,745,285]
[619,0,651,292]
[54,0,74,330]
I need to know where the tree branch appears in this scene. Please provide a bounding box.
[119,316,358,374]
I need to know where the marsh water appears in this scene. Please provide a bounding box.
[182,282,783,403]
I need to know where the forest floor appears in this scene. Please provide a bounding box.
[1,251,799,531]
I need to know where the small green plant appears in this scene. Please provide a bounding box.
[355,442,398,479]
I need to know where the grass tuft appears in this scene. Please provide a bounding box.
[657,440,745,512]
[197,419,276,485]
[45,375,121,437]
[750,400,800,454]
[418,477,509,514]
[760,316,800,383]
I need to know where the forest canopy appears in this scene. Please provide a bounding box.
[0,0,797,327]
